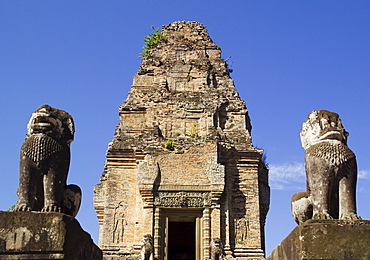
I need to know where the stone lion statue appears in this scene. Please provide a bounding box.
[14,105,81,217]
[211,238,224,260]
[292,110,361,224]
[140,234,154,260]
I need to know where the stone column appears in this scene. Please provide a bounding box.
[203,207,211,260]
[223,198,233,258]
[233,151,265,259]
[154,207,161,259]
[211,206,221,239]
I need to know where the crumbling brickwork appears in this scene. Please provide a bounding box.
[94,21,270,260]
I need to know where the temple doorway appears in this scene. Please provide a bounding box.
[160,209,203,260]
[168,221,195,260]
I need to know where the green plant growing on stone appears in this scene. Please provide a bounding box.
[225,56,234,73]
[139,26,168,58]
[165,138,175,151]
[6,205,15,212]
[173,131,181,137]
[185,124,198,138]
[190,124,197,138]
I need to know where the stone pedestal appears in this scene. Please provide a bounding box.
[0,211,102,260]
[267,219,370,260]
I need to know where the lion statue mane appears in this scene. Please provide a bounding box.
[292,110,361,224]
[14,105,81,217]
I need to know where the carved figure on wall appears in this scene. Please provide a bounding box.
[14,105,81,217]
[140,234,154,260]
[235,217,248,241]
[292,110,361,224]
[211,238,224,260]
[113,202,127,243]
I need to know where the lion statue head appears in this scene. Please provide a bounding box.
[300,110,348,150]
[27,104,74,144]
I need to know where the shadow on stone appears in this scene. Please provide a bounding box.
[0,211,102,260]
[267,219,370,260]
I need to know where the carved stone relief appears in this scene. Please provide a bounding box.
[235,217,249,242]
[206,161,225,186]
[112,202,127,244]
[138,155,160,186]
[154,191,211,208]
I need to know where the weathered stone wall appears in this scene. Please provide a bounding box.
[94,21,269,260]
[0,211,102,260]
[267,219,370,260]
[156,145,216,186]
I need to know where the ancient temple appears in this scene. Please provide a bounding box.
[94,21,270,260]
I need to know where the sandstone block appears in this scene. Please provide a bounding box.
[0,211,102,260]
[267,219,370,260]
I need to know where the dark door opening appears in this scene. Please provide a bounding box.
[168,221,196,260]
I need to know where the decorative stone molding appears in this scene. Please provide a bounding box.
[154,191,211,208]
[206,161,225,186]
[138,155,160,207]
[138,155,160,186]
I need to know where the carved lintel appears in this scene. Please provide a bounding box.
[158,185,211,191]
[154,191,211,208]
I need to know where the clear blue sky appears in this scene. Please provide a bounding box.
[1,1,370,256]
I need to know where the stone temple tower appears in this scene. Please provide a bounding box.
[94,21,270,260]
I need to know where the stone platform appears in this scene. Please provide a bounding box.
[0,211,102,260]
[267,219,370,260]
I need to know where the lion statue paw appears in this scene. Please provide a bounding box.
[312,212,333,220]
[41,205,62,213]
[14,203,31,212]
[340,213,362,221]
